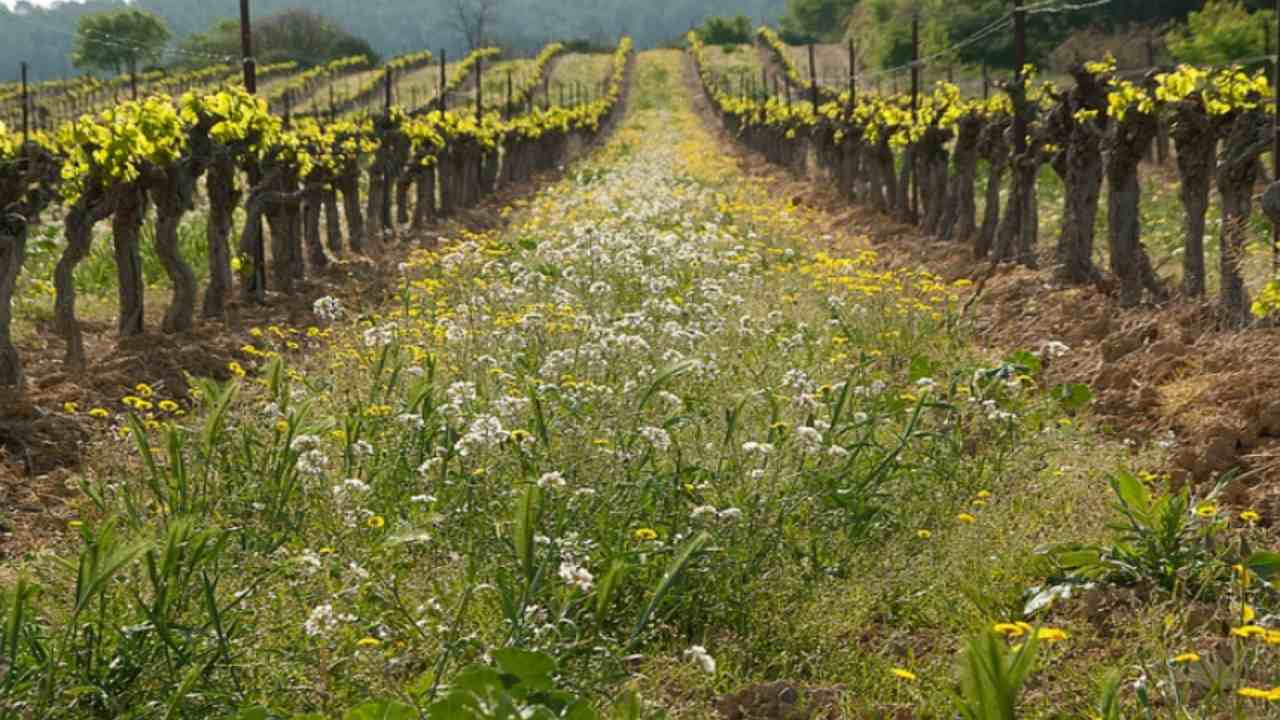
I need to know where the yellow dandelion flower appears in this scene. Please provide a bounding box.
[63,401,79,414]
[975,490,992,499]
[228,361,247,378]
[158,400,179,413]
[956,513,976,524]
[88,408,110,419]
[367,515,386,529]
[1237,687,1275,700]
[890,668,916,682]
[356,637,381,648]
[993,623,1028,638]
[1171,652,1200,664]
[1036,628,1069,642]
[1230,626,1266,639]
[633,528,658,542]
[916,529,932,540]
[134,383,154,398]
[1195,502,1217,518]
[1240,510,1261,524]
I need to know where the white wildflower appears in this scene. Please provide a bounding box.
[685,645,717,675]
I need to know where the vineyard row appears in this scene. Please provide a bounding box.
[691,30,1280,325]
[0,39,634,393]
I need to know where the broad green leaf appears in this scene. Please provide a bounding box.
[1246,550,1280,579]
[1050,383,1093,412]
[492,647,557,686]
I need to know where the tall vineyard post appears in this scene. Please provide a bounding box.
[910,10,921,223]
[809,44,818,108]
[240,0,264,301]
[439,50,448,112]
[1274,0,1280,272]
[20,61,28,146]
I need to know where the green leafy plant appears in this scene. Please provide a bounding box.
[955,629,1039,720]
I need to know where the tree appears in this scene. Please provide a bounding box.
[176,10,377,69]
[697,15,753,45]
[1165,0,1274,67]
[780,0,857,43]
[72,9,170,78]
[451,0,504,51]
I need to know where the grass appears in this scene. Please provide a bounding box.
[3,50,1279,720]
[549,53,615,92]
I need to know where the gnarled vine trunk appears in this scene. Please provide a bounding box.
[112,186,148,337]
[1170,104,1217,299]
[150,164,200,334]
[55,190,112,368]
[303,187,328,271]
[1217,111,1269,327]
[976,119,1010,260]
[0,224,26,389]
[940,114,982,243]
[336,172,365,253]
[323,189,343,258]
[203,154,239,319]
[1106,109,1163,307]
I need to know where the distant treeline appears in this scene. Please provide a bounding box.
[0,0,786,82]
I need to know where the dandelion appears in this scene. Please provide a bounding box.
[88,408,110,419]
[1171,652,1200,664]
[63,402,78,414]
[993,622,1031,638]
[1230,626,1266,639]
[356,637,382,648]
[976,490,992,499]
[685,645,717,675]
[1240,509,1261,524]
[1194,502,1217,518]
[890,668,917,682]
[134,383,154,398]
[367,516,386,529]
[1237,687,1280,700]
[633,528,658,541]
[228,361,247,378]
[956,513,976,524]
[158,400,179,413]
[916,529,932,540]
[1036,628,1069,642]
